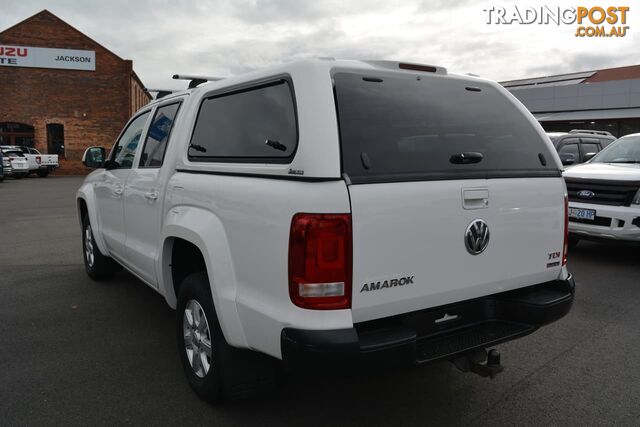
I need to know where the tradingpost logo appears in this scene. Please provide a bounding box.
[483,5,630,37]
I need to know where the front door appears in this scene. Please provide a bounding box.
[123,102,182,285]
[94,111,151,258]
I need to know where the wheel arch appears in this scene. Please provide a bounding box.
[76,188,109,256]
[160,207,248,348]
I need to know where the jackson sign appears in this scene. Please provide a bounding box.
[0,45,95,71]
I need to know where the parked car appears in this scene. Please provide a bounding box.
[548,129,616,166]
[1,149,29,179]
[1,150,11,180]
[563,133,640,246]
[0,145,58,177]
[552,129,616,162]
[0,149,4,182]
[77,59,574,402]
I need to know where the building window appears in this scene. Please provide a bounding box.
[47,124,65,158]
[0,122,34,147]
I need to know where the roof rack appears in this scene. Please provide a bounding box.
[569,129,614,137]
[144,88,174,100]
[172,74,225,89]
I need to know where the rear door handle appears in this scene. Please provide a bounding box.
[144,191,159,200]
[113,184,124,196]
[462,188,489,210]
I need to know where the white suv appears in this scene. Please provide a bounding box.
[563,133,640,245]
[76,59,574,402]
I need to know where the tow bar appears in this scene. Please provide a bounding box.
[452,348,504,379]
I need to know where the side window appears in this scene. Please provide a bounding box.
[581,143,600,156]
[189,79,297,162]
[111,112,150,169]
[600,138,614,148]
[559,143,579,158]
[139,102,181,168]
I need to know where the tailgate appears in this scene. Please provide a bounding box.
[40,155,58,166]
[332,69,565,323]
[349,178,565,322]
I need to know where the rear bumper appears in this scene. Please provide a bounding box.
[9,166,29,173]
[281,275,574,369]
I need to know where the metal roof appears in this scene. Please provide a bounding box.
[534,108,640,122]
[501,71,596,88]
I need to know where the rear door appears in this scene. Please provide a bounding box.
[333,72,566,322]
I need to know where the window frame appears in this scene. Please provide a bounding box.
[558,142,580,159]
[578,140,601,160]
[187,75,299,164]
[108,109,152,170]
[138,101,182,169]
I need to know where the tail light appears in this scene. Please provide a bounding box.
[562,195,569,266]
[288,213,352,310]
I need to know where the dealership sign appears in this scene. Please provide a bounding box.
[0,45,95,71]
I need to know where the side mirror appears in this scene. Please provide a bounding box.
[560,153,576,166]
[82,146,106,169]
[583,152,596,162]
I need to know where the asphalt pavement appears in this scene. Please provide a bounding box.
[1,176,639,426]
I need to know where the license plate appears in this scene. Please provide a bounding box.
[569,207,596,221]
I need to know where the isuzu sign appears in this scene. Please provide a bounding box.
[0,45,95,71]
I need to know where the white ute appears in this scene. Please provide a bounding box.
[76,59,574,402]
[563,133,640,244]
[1,146,58,177]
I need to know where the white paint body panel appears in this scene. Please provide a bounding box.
[24,153,58,171]
[349,178,566,323]
[564,162,640,182]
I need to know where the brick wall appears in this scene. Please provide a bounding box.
[0,10,150,175]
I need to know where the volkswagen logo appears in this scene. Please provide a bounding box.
[465,219,490,255]
[577,190,595,199]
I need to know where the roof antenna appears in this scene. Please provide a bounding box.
[172,74,225,89]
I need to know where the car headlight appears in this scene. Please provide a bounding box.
[633,189,640,205]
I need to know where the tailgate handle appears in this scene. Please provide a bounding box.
[462,188,489,210]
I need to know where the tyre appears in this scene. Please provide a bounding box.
[177,272,276,402]
[14,173,24,179]
[82,215,121,280]
[568,235,580,249]
[37,170,49,177]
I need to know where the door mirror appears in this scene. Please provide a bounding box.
[82,146,106,168]
[560,153,576,166]
[583,152,597,162]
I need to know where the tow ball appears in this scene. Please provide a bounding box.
[452,348,504,379]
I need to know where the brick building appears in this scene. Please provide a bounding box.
[0,10,150,174]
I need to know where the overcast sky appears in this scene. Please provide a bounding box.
[1,0,639,89]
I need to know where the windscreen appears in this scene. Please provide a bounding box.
[334,72,558,183]
[592,136,640,163]
[3,151,24,158]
